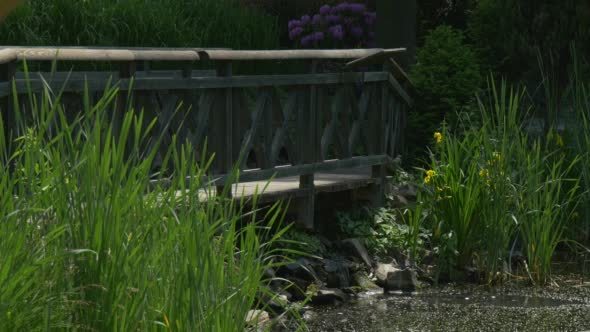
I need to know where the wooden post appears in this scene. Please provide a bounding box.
[297,60,319,230]
[368,63,391,207]
[376,0,417,69]
[215,61,233,197]
[0,60,17,144]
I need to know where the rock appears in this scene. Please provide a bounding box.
[310,288,348,305]
[341,238,372,268]
[374,263,417,292]
[245,310,270,328]
[282,277,311,301]
[263,268,276,280]
[397,183,418,199]
[353,271,380,290]
[278,258,319,282]
[323,258,351,288]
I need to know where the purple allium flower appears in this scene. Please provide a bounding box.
[343,17,354,27]
[329,24,345,41]
[319,5,331,16]
[350,25,364,39]
[300,34,314,47]
[334,2,350,13]
[289,26,304,40]
[312,14,323,26]
[349,3,366,14]
[325,14,341,25]
[288,20,301,30]
[300,15,311,25]
[312,31,325,42]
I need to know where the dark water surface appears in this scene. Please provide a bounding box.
[306,278,590,331]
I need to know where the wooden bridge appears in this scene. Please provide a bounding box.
[0,46,412,229]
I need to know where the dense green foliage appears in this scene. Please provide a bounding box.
[415,79,584,284]
[409,25,482,158]
[469,0,590,82]
[0,85,287,330]
[0,0,278,49]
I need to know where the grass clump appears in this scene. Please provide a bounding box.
[0,0,278,50]
[418,79,581,285]
[0,81,287,330]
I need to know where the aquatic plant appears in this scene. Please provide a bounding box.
[0,76,288,330]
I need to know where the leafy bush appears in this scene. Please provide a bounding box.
[336,207,425,258]
[409,25,482,160]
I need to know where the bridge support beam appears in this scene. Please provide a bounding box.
[297,60,320,230]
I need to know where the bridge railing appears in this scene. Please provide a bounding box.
[0,47,412,228]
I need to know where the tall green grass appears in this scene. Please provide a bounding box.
[0,0,278,50]
[422,79,580,284]
[0,82,287,330]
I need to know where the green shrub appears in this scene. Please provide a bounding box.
[336,207,424,258]
[409,25,482,161]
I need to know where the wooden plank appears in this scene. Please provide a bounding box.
[150,155,391,189]
[344,49,406,69]
[388,73,413,107]
[0,47,405,64]
[370,81,390,206]
[199,48,405,61]
[13,70,216,80]
[0,72,391,97]
[11,48,200,62]
[0,49,16,64]
[388,58,413,87]
[0,60,16,143]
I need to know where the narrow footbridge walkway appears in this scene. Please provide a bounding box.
[0,46,413,228]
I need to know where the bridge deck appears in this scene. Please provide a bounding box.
[211,167,375,203]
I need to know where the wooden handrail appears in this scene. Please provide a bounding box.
[0,47,406,64]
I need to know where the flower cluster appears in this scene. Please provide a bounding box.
[434,132,443,144]
[424,169,436,184]
[288,2,377,48]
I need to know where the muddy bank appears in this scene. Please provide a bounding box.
[305,274,590,331]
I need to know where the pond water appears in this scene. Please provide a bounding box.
[305,279,590,331]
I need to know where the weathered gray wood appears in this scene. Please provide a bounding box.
[344,49,406,69]
[0,60,17,142]
[388,74,413,107]
[270,90,297,166]
[239,88,271,169]
[0,49,16,64]
[349,84,373,156]
[296,60,321,229]
[13,70,216,81]
[199,48,405,61]
[10,48,200,62]
[151,155,391,188]
[370,81,390,206]
[0,72,391,97]
[0,47,405,64]
[321,86,353,159]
